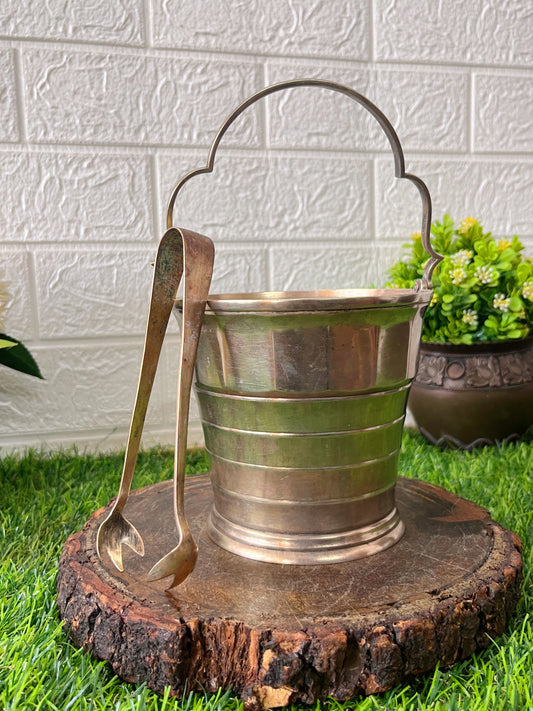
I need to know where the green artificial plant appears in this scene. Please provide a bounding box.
[386,215,533,344]
[0,275,42,378]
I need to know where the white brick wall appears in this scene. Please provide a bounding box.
[1,1,532,452]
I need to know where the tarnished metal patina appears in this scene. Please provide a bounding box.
[175,287,429,563]
[166,80,442,568]
[96,228,185,572]
[97,227,214,590]
[98,80,442,584]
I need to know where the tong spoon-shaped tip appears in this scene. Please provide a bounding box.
[97,509,144,571]
[96,228,184,571]
[146,523,198,588]
[147,229,214,590]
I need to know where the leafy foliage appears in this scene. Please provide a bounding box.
[0,270,42,378]
[386,216,533,344]
[0,333,43,378]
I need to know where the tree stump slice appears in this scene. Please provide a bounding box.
[57,475,522,709]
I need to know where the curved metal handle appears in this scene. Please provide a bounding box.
[166,78,442,288]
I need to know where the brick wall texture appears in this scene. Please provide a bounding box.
[1,0,532,451]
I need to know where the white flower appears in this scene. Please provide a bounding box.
[493,293,511,312]
[450,267,467,285]
[462,309,478,327]
[451,249,473,267]
[523,281,533,301]
[475,265,496,284]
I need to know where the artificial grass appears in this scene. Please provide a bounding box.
[0,432,531,711]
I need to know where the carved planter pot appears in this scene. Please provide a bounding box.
[409,338,533,448]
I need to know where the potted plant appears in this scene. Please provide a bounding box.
[387,215,533,448]
[0,275,42,379]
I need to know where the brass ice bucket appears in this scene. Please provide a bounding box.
[170,80,442,565]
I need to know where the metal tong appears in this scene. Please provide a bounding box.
[147,229,214,589]
[97,227,214,590]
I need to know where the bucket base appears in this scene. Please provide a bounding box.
[207,504,404,564]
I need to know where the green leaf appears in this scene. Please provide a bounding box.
[506,329,524,339]
[517,262,532,284]
[511,234,524,252]
[0,334,44,379]
[0,338,16,349]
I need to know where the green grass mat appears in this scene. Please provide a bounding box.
[0,432,531,711]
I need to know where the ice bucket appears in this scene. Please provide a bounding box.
[169,80,442,564]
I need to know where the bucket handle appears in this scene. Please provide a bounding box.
[166,78,442,289]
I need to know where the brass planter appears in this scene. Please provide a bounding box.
[410,338,533,448]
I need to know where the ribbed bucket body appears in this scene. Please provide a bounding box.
[182,288,430,564]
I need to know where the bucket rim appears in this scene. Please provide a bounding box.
[174,287,432,313]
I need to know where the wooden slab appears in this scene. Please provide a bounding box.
[57,475,522,710]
